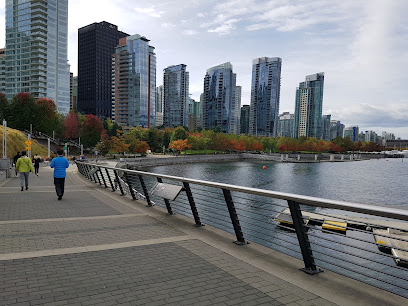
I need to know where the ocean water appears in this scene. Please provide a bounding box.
[144,158,408,297]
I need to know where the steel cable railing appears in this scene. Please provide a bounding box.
[75,161,408,298]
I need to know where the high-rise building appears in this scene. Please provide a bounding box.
[188,98,201,131]
[163,64,189,128]
[382,131,395,141]
[240,105,250,134]
[322,114,331,141]
[294,72,325,139]
[77,21,128,119]
[234,86,242,135]
[365,130,377,143]
[5,0,70,114]
[0,48,5,93]
[72,76,78,111]
[330,120,344,140]
[343,126,359,141]
[155,85,164,127]
[203,62,237,134]
[277,112,294,138]
[112,34,156,128]
[249,57,282,137]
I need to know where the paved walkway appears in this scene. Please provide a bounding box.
[0,166,405,306]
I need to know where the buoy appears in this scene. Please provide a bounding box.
[263,166,267,170]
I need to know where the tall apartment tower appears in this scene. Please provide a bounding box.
[5,0,70,114]
[202,62,237,134]
[249,57,282,137]
[0,48,5,93]
[240,105,250,134]
[112,34,156,128]
[277,112,294,138]
[77,21,128,119]
[155,85,164,126]
[163,64,189,128]
[234,86,242,135]
[321,114,331,141]
[294,72,325,139]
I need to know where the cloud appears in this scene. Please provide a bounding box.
[207,18,239,35]
[183,29,199,36]
[134,7,164,18]
[161,23,176,29]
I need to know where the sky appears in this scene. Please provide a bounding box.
[0,0,407,138]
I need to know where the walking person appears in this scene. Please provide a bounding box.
[13,151,21,176]
[32,154,41,176]
[50,150,69,200]
[15,151,34,191]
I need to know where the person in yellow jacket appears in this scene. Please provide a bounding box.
[16,151,34,191]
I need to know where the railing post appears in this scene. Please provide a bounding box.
[94,167,102,185]
[183,182,203,227]
[124,172,137,200]
[222,189,246,245]
[99,168,107,188]
[105,169,115,192]
[114,170,125,196]
[85,165,92,180]
[287,200,323,275]
[138,174,152,206]
[158,177,173,215]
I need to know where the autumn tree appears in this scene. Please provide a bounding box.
[169,139,192,154]
[133,139,150,154]
[64,112,80,139]
[80,114,103,148]
[278,144,287,152]
[111,129,129,154]
[232,139,246,151]
[95,129,111,155]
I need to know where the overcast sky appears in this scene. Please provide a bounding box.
[0,0,407,138]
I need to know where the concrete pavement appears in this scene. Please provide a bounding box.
[0,166,405,305]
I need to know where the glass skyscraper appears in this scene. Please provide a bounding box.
[155,85,163,127]
[112,34,156,128]
[77,21,128,119]
[240,105,250,135]
[163,64,189,128]
[294,72,325,139]
[203,62,237,134]
[234,86,242,135]
[249,57,282,137]
[277,112,294,138]
[322,114,331,141]
[5,0,70,114]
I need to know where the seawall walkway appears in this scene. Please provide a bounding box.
[0,166,405,305]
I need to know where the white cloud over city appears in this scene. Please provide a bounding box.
[0,0,407,137]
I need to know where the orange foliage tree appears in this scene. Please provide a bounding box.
[111,129,129,154]
[169,139,192,153]
[231,139,246,151]
[134,139,150,154]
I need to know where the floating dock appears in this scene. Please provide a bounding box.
[274,209,408,266]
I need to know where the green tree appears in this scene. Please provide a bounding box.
[7,93,37,131]
[0,93,8,120]
[35,98,60,135]
[171,126,187,142]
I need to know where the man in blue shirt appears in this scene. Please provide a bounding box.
[50,150,70,200]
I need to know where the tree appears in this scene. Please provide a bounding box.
[171,126,187,142]
[232,139,246,151]
[278,144,287,152]
[0,93,8,120]
[64,112,80,139]
[133,139,150,154]
[146,127,163,152]
[95,129,111,155]
[169,139,192,154]
[111,129,129,154]
[80,114,103,148]
[7,93,37,131]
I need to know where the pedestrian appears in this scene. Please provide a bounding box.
[32,154,41,176]
[13,151,21,176]
[50,150,69,200]
[16,151,34,191]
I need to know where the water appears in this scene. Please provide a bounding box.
[142,158,408,297]
[146,158,408,207]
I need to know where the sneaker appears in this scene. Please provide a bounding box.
[58,195,62,200]
[21,187,23,191]
[25,187,28,190]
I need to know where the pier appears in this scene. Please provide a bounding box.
[0,165,406,305]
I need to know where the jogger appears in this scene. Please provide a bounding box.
[50,150,69,200]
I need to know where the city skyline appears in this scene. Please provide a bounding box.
[0,1,406,137]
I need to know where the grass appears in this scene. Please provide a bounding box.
[0,126,49,158]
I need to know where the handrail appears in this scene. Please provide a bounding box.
[77,161,408,221]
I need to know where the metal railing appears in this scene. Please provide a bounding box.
[76,161,408,298]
